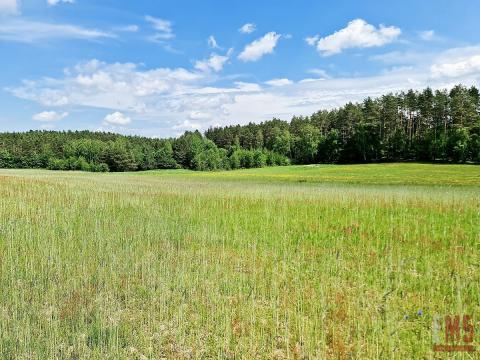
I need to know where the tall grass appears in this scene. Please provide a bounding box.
[0,164,479,359]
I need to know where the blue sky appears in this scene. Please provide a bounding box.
[1,0,480,137]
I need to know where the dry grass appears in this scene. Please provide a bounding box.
[0,164,479,359]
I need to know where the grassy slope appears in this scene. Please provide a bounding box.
[0,164,479,359]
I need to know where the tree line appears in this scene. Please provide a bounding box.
[206,84,480,164]
[0,130,289,172]
[0,84,479,172]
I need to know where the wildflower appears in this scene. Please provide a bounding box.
[417,309,423,316]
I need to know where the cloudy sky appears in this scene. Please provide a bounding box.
[1,0,480,137]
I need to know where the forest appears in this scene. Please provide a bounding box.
[0,84,479,172]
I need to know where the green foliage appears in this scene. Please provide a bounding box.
[0,131,180,172]
[447,127,470,162]
[102,139,138,172]
[292,123,321,164]
[271,128,291,157]
[173,131,206,168]
[265,150,290,166]
[318,130,342,163]
[228,150,241,169]
[192,145,228,171]
[154,141,178,169]
[0,149,13,168]
[64,139,107,163]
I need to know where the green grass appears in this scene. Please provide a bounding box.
[140,162,480,186]
[0,164,479,359]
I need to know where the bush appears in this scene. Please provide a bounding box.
[252,149,267,167]
[239,150,254,168]
[229,151,241,169]
[102,140,138,172]
[91,163,110,172]
[75,157,91,171]
[0,149,14,168]
[266,151,290,166]
[193,147,228,171]
[155,143,179,169]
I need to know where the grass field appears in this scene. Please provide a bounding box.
[0,163,479,359]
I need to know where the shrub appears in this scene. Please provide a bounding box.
[252,149,267,167]
[47,158,68,171]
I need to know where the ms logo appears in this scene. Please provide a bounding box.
[433,315,475,353]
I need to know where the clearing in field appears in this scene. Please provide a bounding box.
[0,163,479,359]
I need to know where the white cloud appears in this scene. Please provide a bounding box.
[149,32,174,41]
[0,0,18,14]
[305,35,319,46]
[238,32,281,62]
[239,23,256,34]
[307,19,401,56]
[103,111,131,126]
[47,0,74,6]
[188,111,210,120]
[195,50,231,72]
[431,47,480,78]
[117,25,139,33]
[419,30,435,41]
[174,119,201,130]
[145,15,171,32]
[33,111,68,122]
[265,78,293,87]
[0,19,114,42]
[207,35,220,49]
[308,69,330,79]
[11,45,480,137]
[234,82,262,92]
[145,15,174,40]
[10,59,203,112]
[369,51,431,65]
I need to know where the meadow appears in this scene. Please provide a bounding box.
[0,163,479,359]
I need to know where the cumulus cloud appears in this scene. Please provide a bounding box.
[307,19,401,56]
[195,54,228,72]
[47,0,74,6]
[238,32,281,62]
[431,47,480,78]
[239,23,256,34]
[33,111,68,122]
[0,19,114,42]
[145,15,174,40]
[103,111,131,126]
[195,50,232,73]
[10,45,480,137]
[10,59,203,111]
[265,78,293,87]
[0,0,19,14]
[431,57,480,78]
[305,35,319,46]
